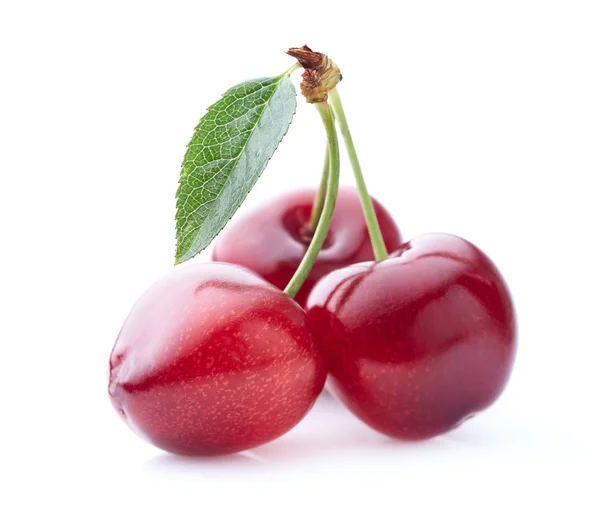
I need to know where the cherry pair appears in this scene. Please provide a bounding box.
[109,186,516,454]
[216,188,516,441]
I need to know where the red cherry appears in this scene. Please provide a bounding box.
[108,262,325,456]
[306,233,517,440]
[212,186,402,306]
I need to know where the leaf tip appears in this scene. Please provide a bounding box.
[174,252,189,266]
[174,246,188,266]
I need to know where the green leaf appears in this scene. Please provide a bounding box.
[175,74,296,264]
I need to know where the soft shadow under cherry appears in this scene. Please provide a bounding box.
[144,450,263,475]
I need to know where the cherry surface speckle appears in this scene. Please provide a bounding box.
[109,262,326,455]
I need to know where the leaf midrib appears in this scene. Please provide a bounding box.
[176,75,288,260]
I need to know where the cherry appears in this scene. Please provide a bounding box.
[108,262,326,456]
[212,186,402,306]
[306,233,517,440]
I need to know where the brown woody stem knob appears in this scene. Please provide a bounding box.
[286,45,342,103]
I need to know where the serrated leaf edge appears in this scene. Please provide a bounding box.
[174,75,296,264]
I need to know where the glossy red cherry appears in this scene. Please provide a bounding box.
[108,262,325,456]
[306,233,517,440]
[212,186,402,306]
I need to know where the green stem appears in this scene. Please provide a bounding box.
[307,146,330,232]
[329,87,389,261]
[282,62,301,77]
[284,102,340,298]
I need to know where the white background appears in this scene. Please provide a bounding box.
[1,1,599,512]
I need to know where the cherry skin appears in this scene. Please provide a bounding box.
[108,262,326,456]
[306,233,517,440]
[212,186,402,306]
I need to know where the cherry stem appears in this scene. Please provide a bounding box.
[307,146,330,232]
[284,102,340,298]
[329,88,389,261]
[283,62,302,76]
